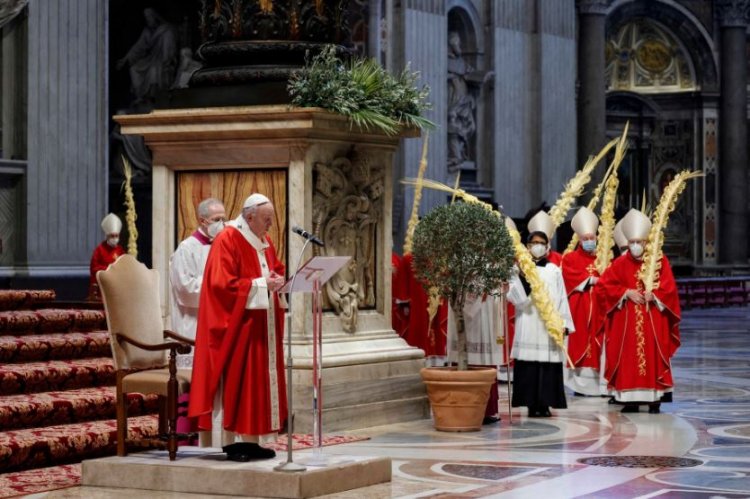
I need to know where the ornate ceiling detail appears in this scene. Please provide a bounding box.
[605,19,697,93]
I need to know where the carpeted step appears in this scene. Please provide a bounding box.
[0,290,56,312]
[0,463,81,498]
[0,358,115,396]
[0,331,111,363]
[0,387,159,431]
[0,414,158,473]
[0,308,107,335]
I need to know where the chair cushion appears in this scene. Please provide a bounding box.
[122,368,191,396]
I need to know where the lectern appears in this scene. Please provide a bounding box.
[276,255,350,470]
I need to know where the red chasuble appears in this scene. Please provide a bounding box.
[596,253,680,398]
[188,226,287,436]
[397,253,447,357]
[561,246,602,368]
[88,241,125,298]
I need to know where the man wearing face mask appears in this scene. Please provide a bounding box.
[88,213,126,300]
[169,197,226,369]
[508,230,575,418]
[596,209,681,414]
[189,193,287,461]
[561,207,604,397]
[526,210,562,266]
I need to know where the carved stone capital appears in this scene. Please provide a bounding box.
[576,0,609,16]
[716,0,750,27]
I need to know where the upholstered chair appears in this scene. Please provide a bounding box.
[97,254,194,460]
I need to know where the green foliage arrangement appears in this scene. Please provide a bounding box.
[412,203,515,370]
[288,45,435,135]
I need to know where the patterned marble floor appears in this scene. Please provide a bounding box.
[33,307,750,499]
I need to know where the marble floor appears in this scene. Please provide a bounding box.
[32,307,750,499]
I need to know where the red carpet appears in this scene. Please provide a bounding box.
[0,290,369,497]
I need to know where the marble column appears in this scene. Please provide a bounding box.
[717,1,750,264]
[25,0,108,276]
[576,0,607,183]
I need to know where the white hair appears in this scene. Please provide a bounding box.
[197,198,223,218]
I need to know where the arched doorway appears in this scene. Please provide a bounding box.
[604,9,717,268]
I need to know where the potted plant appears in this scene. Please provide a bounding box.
[287,45,435,135]
[412,202,515,431]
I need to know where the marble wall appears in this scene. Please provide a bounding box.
[393,0,578,241]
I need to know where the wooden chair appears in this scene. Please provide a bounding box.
[97,254,195,460]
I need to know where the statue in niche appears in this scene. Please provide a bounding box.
[116,8,178,106]
[313,153,382,333]
[447,30,477,172]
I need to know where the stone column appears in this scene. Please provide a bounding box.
[576,0,607,182]
[717,0,750,264]
[25,0,108,282]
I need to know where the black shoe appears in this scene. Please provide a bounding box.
[573,391,585,397]
[607,396,617,404]
[539,408,552,417]
[648,403,661,414]
[528,407,543,418]
[223,442,276,461]
[621,404,639,413]
[482,415,501,425]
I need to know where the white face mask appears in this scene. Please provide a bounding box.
[207,220,224,239]
[629,242,644,258]
[107,237,119,248]
[530,243,548,259]
[581,240,597,253]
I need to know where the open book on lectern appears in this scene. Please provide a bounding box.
[279,256,351,294]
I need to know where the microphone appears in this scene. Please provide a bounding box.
[292,225,325,247]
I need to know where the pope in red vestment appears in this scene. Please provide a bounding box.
[189,194,287,444]
[396,253,447,357]
[596,249,680,409]
[89,213,125,300]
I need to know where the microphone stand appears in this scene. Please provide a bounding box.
[274,237,313,472]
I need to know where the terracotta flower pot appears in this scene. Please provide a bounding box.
[420,366,497,432]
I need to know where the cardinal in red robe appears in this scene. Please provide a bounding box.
[188,193,287,460]
[596,209,680,414]
[396,253,447,358]
[89,213,125,300]
[561,207,604,396]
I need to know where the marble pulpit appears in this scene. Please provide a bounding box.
[114,106,429,431]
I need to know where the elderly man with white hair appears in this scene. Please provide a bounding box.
[169,197,226,369]
[189,193,287,461]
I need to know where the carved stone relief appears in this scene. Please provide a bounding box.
[312,150,383,333]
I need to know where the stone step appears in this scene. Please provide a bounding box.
[0,414,157,473]
[0,331,111,363]
[0,358,115,396]
[0,386,158,431]
[0,308,107,335]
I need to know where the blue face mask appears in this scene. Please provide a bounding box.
[581,240,597,253]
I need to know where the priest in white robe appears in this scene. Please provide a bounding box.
[169,197,226,368]
[508,230,575,417]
